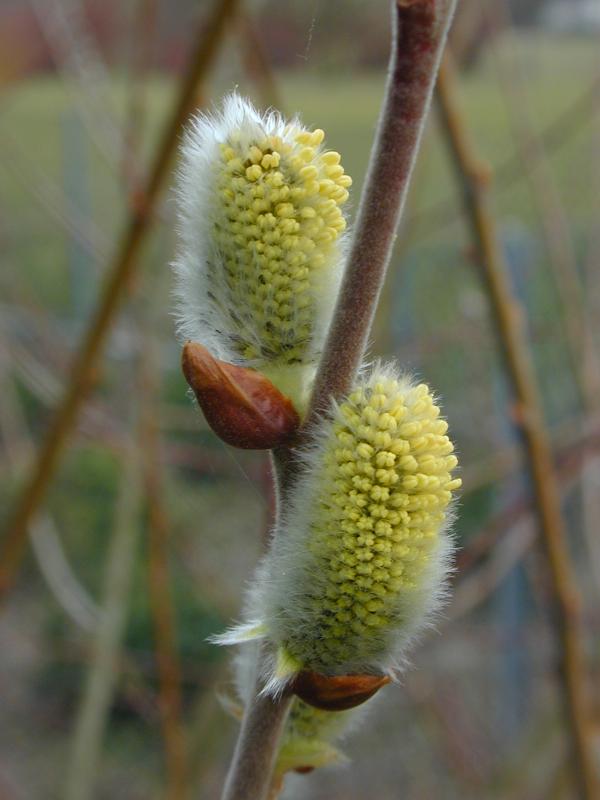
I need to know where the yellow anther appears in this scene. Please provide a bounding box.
[321,150,341,165]
[245,164,262,181]
[299,147,315,162]
[227,157,244,172]
[299,165,319,181]
[325,165,345,179]
[248,145,263,163]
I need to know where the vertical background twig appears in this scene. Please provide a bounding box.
[435,54,599,799]
[138,288,188,800]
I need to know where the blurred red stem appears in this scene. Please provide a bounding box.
[139,306,188,799]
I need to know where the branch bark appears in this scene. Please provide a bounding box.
[435,53,599,800]
[221,687,293,800]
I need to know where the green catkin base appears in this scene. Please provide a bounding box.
[275,699,350,775]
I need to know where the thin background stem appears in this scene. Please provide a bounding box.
[64,452,142,800]
[435,53,599,800]
[139,295,188,800]
[0,341,101,630]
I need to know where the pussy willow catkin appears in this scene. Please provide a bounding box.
[219,364,461,691]
[173,94,351,408]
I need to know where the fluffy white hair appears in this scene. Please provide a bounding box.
[172,93,348,374]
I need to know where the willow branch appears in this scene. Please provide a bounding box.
[221,686,293,800]
[221,3,457,799]
[140,323,188,800]
[0,0,240,603]
[435,54,599,800]
[306,0,457,422]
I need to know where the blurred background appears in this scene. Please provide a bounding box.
[1,0,599,797]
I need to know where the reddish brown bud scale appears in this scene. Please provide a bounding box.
[290,670,391,712]
[181,342,300,450]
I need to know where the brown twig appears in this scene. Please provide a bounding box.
[488,2,600,407]
[435,54,599,799]
[0,0,240,603]
[221,3,457,798]
[140,337,188,800]
[409,73,600,239]
[459,409,600,557]
[236,9,282,111]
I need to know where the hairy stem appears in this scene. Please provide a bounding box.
[221,685,293,800]
[435,54,599,800]
[0,0,239,604]
[306,0,457,423]
[221,3,457,798]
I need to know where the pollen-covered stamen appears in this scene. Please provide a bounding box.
[260,366,460,679]
[211,128,351,364]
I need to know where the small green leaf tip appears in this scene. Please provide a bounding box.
[275,699,351,776]
[173,93,352,412]
[229,364,461,692]
[230,643,358,778]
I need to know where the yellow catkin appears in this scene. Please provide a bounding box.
[211,130,351,365]
[275,370,460,674]
[176,96,354,408]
